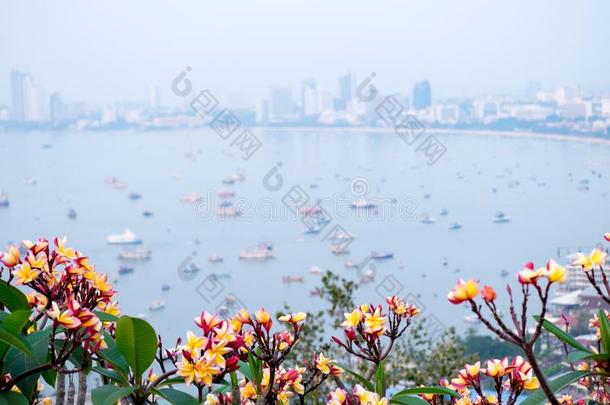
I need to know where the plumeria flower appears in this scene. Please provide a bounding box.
[47,302,82,329]
[12,262,42,284]
[23,239,49,255]
[54,237,77,260]
[204,339,232,368]
[182,331,206,357]
[278,312,307,324]
[0,245,20,268]
[341,308,363,328]
[448,279,479,304]
[483,358,510,378]
[517,262,542,284]
[363,306,386,336]
[481,286,496,302]
[573,249,607,271]
[386,296,419,317]
[254,308,272,330]
[195,311,223,334]
[327,388,348,405]
[604,233,610,242]
[314,353,335,374]
[543,259,567,283]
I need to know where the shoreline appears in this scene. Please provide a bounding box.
[260,126,610,146]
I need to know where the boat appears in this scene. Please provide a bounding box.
[222,176,236,185]
[118,266,134,275]
[440,208,449,216]
[161,284,171,291]
[300,205,322,216]
[282,276,304,284]
[420,215,436,224]
[179,193,200,204]
[351,198,377,209]
[24,177,37,186]
[500,269,509,278]
[149,300,166,311]
[209,273,231,280]
[360,270,375,283]
[239,244,274,260]
[217,189,235,198]
[493,211,511,223]
[309,266,322,275]
[331,245,350,255]
[118,248,151,261]
[0,191,9,207]
[128,192,142,200]
[344,261,358,269]
[371,251,394,260]
[316,217,332,225]
[217,205,240,217]
[183,262,201,274]
[142,210,154,217]
[329,229,356,241]
[208,255,224,263]
[67,208,77,220]
[303,226,321,235]
[107,229,142,245]
[449,222,462,230]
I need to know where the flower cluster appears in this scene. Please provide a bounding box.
[332,296,418,365]
[175,311,244,386]
[326,385,388,405]
[573,248,607,271]
[0,238,119,352]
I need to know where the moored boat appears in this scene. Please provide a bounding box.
[118,266,134,275]
[118,248,151,261]
[0,191,9,207]
[208,255,224,263]
[351,198,377,209]
[149,300,166,311]
[282,276,304,283]
[371,251,394,260]
[239,244,274,260]
[449,222,462,230]
[107,229,142,245]
[493,211,511,223]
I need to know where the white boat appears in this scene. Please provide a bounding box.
[351,198,377,209]
[309,266,322,275]
[331,245,350,255]
[344,261,358,269]
[239,244,274,260]
[282,276,304,283]
[179,193,200,204]
[118,248,151,261]
[493,211,511,223]
[183,263,201,274]
[0,191,9,207]
[107,229,142,245]
[208,255,224,263]
[371,251,394,260]
[148,300,166,311]
[329,230,356,241]
[420,215,436,224]
[217,206,240,217]
[440,208,449,216]
[217,189,235,198]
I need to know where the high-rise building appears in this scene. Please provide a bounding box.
[22,74,49,122]
[10,70,26,121]
[149,85,160,109]
[50,92,64,124]
[268,87,293,119]
[255,99,269,124]
[335,73,353,111]
[412,80,431,110]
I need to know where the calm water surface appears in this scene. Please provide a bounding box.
[0,129,609,339]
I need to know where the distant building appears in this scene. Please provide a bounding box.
[0,106,9,121]
[22,74,49,122]
[255,99,269,124]
[509,104,553,121]
[149,85,160,109]
[268,87,293,120]
[49,92,64,124]
[473,98,500,121]
[412,80,431,110]
[10,70,26,121]
[334,73,353,111]
[559,102,592,120]
[556,87,580,105]
[601,99,610,118]
[435,104,460,124]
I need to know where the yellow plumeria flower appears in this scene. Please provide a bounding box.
[12,262,41,284]
[55,237,77,259]
[544,260,567,283]
[363,307,386,335]
[341,309,363,328]
[315,353,334,374]
[574,249,607,271]
[183,331,206,357]
[194,357,220,386]
[204,339,232,368]
[255,309,271,324]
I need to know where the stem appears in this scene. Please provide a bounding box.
[76,370,87,405]
[523,345,558,405]
[55,370,66,405]
[66,376,76,405]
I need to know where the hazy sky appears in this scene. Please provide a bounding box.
[1,0,608,107]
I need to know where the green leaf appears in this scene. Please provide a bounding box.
[4,330,51,400]
[98,330,129,376]
[0,281,29,312]
[566,350,610,363]
[520,370,590,405]
[337,363,375,392]
[535,315,591,353]
[94,310,119,323]
[0,391,29,405]
[91,385,136,405]
[390,396,430,405]
[239,360,254,381]
[155,388,198,405]
[598,309,610,354]
[375,361,385,396]
[0,310,32,359]
[247,352,262,389]
[154,377,185,387]
[115,316,158,382]
[92,366,127,384]
[392,387,459,398]
[0,326,33,357]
